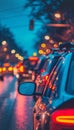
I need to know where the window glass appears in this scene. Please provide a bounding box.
[42,60,50,71]
[44,57,64,98]
[66,60,74,95]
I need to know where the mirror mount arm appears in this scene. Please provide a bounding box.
[34,92,42,96]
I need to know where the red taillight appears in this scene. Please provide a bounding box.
[56,116,74,124]
[52,109,74,124]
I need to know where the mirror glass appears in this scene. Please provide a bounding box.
[18,82,35,95]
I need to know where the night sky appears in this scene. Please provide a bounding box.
[0,0,41,56]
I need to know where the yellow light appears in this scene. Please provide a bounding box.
[33,52,37,56]
[56,116,74,124]
[59,42,62,45]
[15,53,19,57]
[41,43,46,48]
[0,68,2,72]
[45,75,48,80]
[3,67,6,71]
[44,35,50,40]
[20,57,24,61]
[8,67,13,71]
[11,49,16,54]
[18,56,22,60]
[19,66,24,73]
[54,13,61,19]
[38,50,44,54]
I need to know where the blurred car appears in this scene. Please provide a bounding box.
[2,62,14,76]
[34,55,48,89]
[33,49,74,130]
[34,55,47,74]
[35,48,67,96]
[18,42,74,130]
[0,67,4,81]
[14,60,35,83]
[14,61,25,81]
[35,52,62,93]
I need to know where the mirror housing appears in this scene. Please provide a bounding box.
[18,82,36,96]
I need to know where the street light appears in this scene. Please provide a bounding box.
[54,12,62,20]
[44,35,50,40]
[1,40,7,45]
[11,49,16,54]
[38,49,44,55]
[41,43,46,48]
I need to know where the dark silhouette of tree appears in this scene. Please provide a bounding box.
[0,25,28,63]
[24,0,74,52]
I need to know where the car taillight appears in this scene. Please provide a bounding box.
[0,68,3,72]
[8,67,13,71]
[52,109,74,124]
[56,116,74,124]
[3,67,6,72]
[19,65,24,73]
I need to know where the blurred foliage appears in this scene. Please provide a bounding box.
[0,25,28,57]
[24,0,74,52]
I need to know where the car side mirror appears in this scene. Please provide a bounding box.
[18,82,36,96]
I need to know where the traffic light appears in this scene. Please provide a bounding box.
[29,19,34,30]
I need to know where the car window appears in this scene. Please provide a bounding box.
[42,59,51,71]
[42,57,59,73]
[43,57,64,98]
[66,59,74,95]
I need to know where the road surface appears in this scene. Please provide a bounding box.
[0,75,34,130]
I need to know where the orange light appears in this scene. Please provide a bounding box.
[45,75,49,80]
[4,63,10,67]
[41,43,46,48]
[19,65,24,73]
[46,49,51,54]
[0,68,2,72]
[3,67,6,71]
[56,116,74,124]
[54,13,61,19]
[28,56,38,61]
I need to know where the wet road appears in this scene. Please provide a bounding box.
[0,75,34,130]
